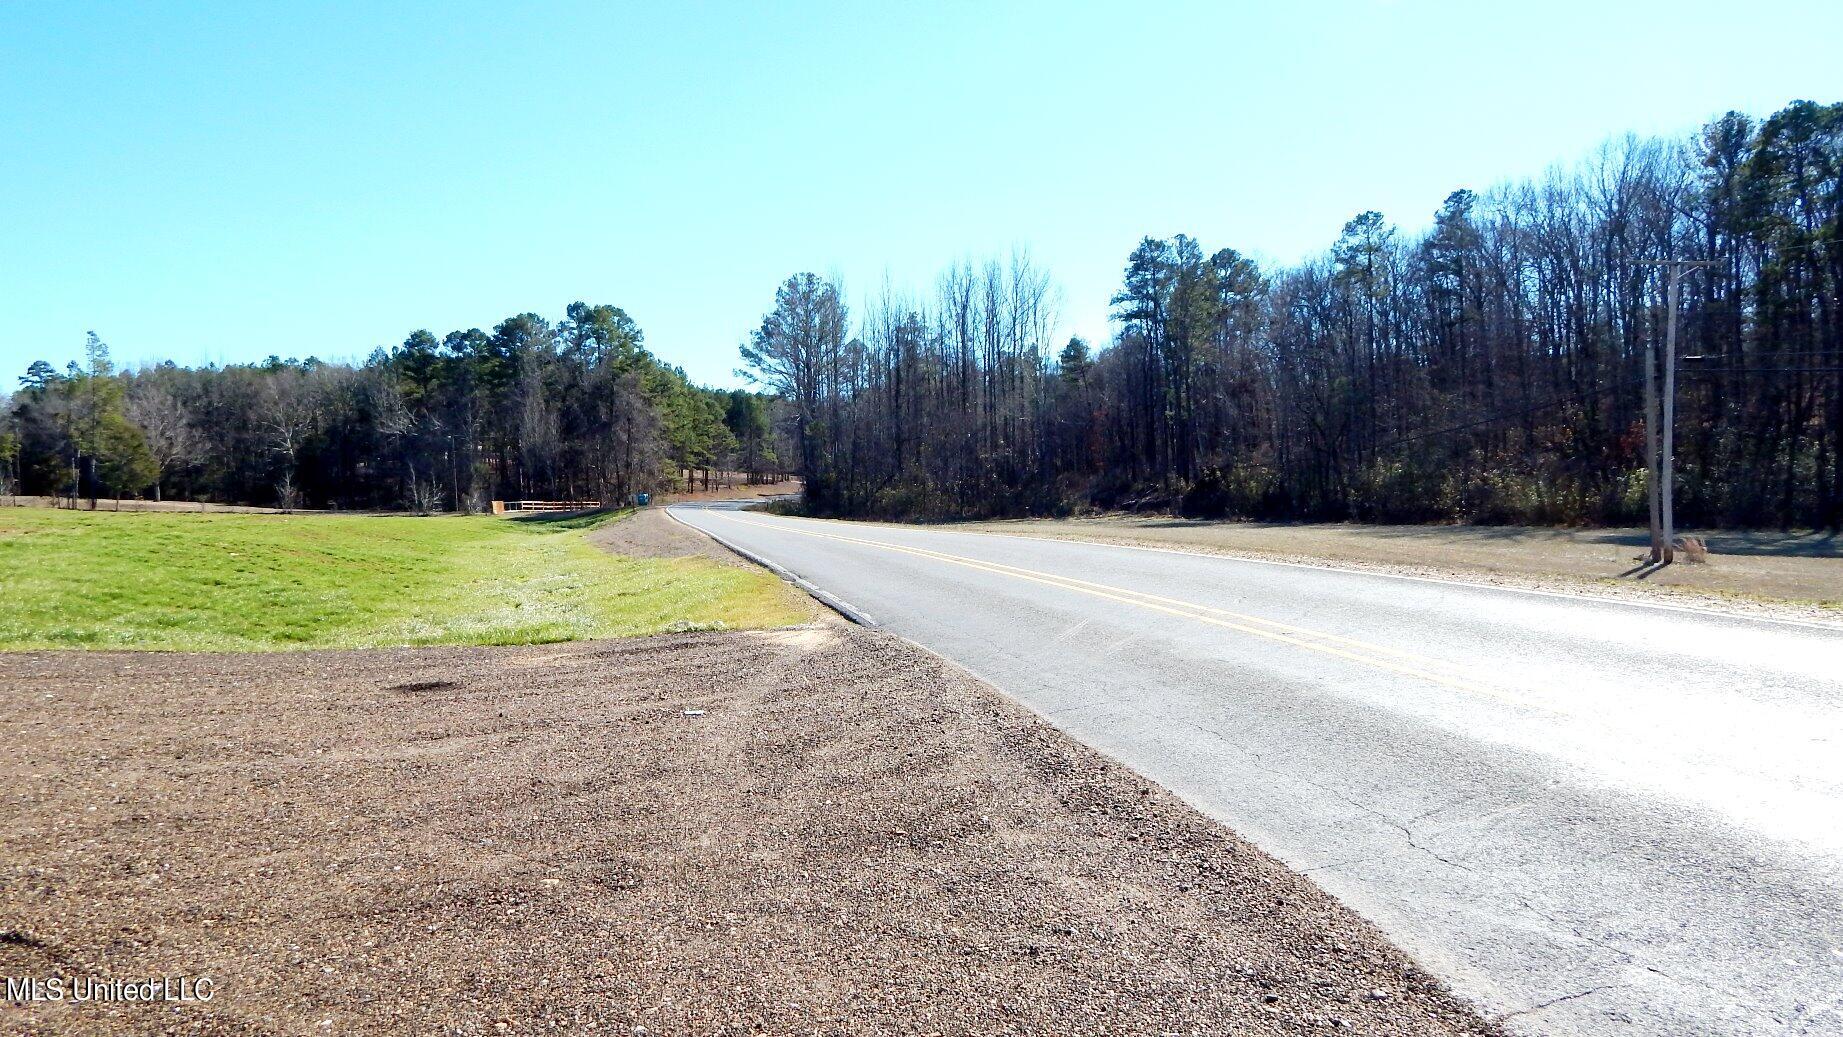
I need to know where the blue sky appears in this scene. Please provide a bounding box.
[4,1,1841,388]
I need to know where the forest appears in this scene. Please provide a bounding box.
[743,101,1841,529]
[0,304,784,511]
[5,101,1839,529]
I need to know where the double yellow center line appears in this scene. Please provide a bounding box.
[710,511,1536,709]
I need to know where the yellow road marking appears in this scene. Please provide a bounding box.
[707,510,1540,709]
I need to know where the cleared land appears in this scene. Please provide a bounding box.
[0,508,809,651]
[1,623,1496,1036]
[946,515,1843,619]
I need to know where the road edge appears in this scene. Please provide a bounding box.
[664,505,879,627]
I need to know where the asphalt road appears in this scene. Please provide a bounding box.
[670,503,1843,1036]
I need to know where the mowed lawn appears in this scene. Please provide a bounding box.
[0,508,808,651]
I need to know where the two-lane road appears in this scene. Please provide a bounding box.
[670,503,1843,1036]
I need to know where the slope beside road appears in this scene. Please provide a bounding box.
[669,503,1843,1037]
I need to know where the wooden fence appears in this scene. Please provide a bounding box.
[493,500,602,514]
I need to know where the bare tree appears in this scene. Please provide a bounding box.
[263,373,317,510]
[124,378,198,502]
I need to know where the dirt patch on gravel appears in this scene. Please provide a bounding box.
[1,628,1498,1035]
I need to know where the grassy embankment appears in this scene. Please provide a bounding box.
[0,508,807,651]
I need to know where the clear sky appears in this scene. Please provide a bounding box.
[4,1,1841,388]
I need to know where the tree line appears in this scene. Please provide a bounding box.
[742,101,1841,529]
[1,304,787,511]
[7,102,1836,529]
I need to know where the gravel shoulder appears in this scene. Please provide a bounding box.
[584,506,753,567]
[3,635,1498,1034]
[943,516,1843,625]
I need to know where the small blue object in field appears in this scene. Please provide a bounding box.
[635,492,650,507]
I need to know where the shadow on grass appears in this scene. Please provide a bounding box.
[1564,529,1840,558]
[1101,516,1843,559]
[503,508,631,532]
[1127,518,1545,543]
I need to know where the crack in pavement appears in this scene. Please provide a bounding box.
[1183,716,1786,1032]
[1186,718,1477,873]
[1493,984,1622,1024]
[1301,856,1383,875]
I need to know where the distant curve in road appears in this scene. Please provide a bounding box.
[669,503,1843,1037]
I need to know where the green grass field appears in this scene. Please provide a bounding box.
[0,508,808,651]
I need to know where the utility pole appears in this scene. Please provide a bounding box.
[1642,314,1663,562]
[1638,260,1713,564]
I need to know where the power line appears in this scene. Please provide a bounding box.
[1755,239,1840,258]
[1216,378,1643,477]
[1683,351,1839,359]
[1671,239,1840,260]
[1681,367,1843,376]
[1369,377,1645,456]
